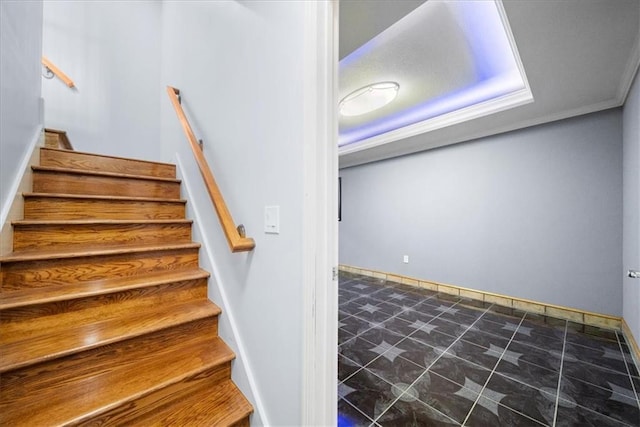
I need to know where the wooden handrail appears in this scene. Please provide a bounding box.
[166,86,255,253]
[42,56,75,88]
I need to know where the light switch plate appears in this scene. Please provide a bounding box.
[264,205,280,234]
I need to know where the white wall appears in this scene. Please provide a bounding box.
[0,0,43,225]
[340,109,623,316]
[42,1,162,161]
[160,2,308,425]
[623,69,640,342]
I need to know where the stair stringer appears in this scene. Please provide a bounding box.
[175,153,268,427]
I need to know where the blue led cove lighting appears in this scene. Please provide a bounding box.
[338,0,527,147]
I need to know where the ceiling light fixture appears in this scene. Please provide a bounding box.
[339,81,399,117]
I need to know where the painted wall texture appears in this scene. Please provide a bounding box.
[42,1,162,161]
[622,69,640,342]
[340,109,623,316]
[160,2,309,425]
[0,0,43,224]
[38,2,320,424]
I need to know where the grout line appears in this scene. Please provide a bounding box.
[551,319,569,427]
[374,301,496,424]
[355,298,462,374]
[336,353,363,385]
[339,394,376,425]
[340,285,439,341]
[461,310,528,426]
[343,296,425,337]
[337,282,444,384]
[615,330,640,409]
[340,273,635,426]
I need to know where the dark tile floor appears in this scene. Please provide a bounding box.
[338,272,640,427]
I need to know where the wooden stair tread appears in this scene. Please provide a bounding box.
[11,221,194,252]
[44,127,67,135]
[129,379,253,426]
[0,241,200,262]
[2,143,253,424]
[0,323,233,426]
[0,268,209,310]
[0,299,221,372]
[23,192,186,203]
[41,146,176,168]
[12,219,193,226]
[22,193,187,220]
[33,165,182,183]
[40,147,176,178]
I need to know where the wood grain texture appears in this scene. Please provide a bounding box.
[0,317,219,395]
[0,299,220,373]
[44,128,73,150]
[12,220,193,250]
[23,193,186,220]
[0,268,210,310]
[2,279,208,333]
[0,318,232,426]
[40,147,176,178]
[0,142,253,424]
[1,244,200,290]
[167,86,255,253]
[121,379,253,427]
[32,166,181,199]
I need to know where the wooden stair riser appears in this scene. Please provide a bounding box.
[232,417,252,427]
[1,279,208,337]
[40,147,176,179]
[121,379,252,427]
[44,132,60,148]
[0,247,200,290]
[1,140,254,425]
[12,221,192,251]
[0,268,210,310]
[0,316,219,389]
[124,379,252,427]
[0,300,219,373]
[85,365,233,426]
[32,169,181,199]
[44,132,71,150]
[24,195,186,220]
[0,318,230,426]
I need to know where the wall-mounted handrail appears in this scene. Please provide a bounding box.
[166,86,255,253]
[42,56,75,88]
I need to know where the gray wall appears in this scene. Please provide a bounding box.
[623,69,639,341]
[0,0,43,224]
[160,2,309,425]
[42,1,162,161]
[340,109,623,316]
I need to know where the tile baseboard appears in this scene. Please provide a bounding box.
[339,264,622,331]
[621,318,640,367]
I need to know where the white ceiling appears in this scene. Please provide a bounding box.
[338,0,640,168]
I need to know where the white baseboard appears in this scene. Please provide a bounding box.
[1,125,44,255]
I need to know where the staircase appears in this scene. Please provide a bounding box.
[0,143,253,426]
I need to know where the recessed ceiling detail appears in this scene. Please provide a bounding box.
[338,0,533,151]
